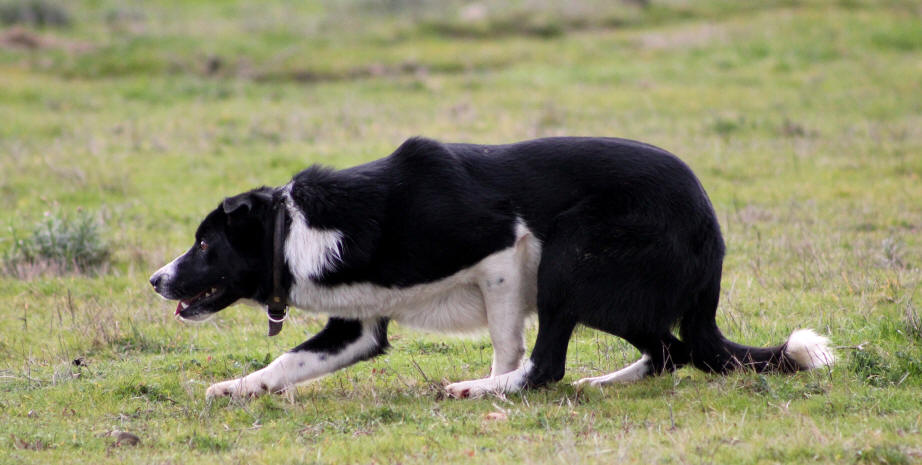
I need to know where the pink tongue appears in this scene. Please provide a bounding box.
[175,301,184,315]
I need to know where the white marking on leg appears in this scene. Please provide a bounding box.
[480,222,539,375]
[484,298,525,376]
[206,320,382,398]
[446,360,534,398]
[573,354,652,387]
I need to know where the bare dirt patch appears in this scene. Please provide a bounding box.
[0,26,92,52]
[635,24,728,50]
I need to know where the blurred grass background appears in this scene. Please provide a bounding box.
[1,0,921,463]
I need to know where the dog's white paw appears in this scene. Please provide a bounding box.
[572,376,606,388]
[206,379,258,399]
[445,379,493,399]
[445,364,532,398]
[205,380,236,399]
[205,377,279,399]
[572,355,652,389]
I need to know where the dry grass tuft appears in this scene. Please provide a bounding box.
[2,208,110,278]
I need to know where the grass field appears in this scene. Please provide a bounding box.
[2,0,922,463]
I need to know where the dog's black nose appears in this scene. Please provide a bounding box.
[150,274,162,290]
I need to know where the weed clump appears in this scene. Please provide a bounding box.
[0,0,71,28]
[849,346,921,387]
[2,208,109,277]
[184,433,231,452]
[856,444,910,465]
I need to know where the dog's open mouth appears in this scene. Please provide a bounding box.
[175,286,226,320]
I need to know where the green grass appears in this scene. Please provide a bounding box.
[2,0,922,463]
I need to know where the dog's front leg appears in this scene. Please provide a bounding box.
[206,317,389,399]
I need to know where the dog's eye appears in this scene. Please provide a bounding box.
[199,241,208,251]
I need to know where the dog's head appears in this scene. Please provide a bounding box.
[149,187,278,321]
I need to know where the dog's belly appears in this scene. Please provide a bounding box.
[288,223,541,332]
[390,282,488,331]
[288,267,490,331]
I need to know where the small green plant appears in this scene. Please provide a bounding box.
[2,208,109,277]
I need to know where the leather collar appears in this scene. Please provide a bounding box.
[266,199,288,336]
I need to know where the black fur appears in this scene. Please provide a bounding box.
[291,318,390,362]
[153,136,804,390]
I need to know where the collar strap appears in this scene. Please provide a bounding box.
[266,199,288,337]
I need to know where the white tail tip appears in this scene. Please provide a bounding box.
[785,329,835,370]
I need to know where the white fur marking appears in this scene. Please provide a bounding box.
[573,354,651,387]
[785,329,835,370]
[481,221,539,375]
[446,360,533,398]
[283,197,344,280]
[206,320,382,398]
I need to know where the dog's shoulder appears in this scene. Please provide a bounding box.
[390,136,448,159]
[288,159,387,225]
[386,136,473,176]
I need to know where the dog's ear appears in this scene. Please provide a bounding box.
[222,193,253,215]
[222,189,273,216]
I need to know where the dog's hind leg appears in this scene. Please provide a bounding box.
[573,334,690,387]
[479,226,537,376]
[446,224,579,398]
[483,288,527,376]
[443,296,576,398]
[206,317,389,399]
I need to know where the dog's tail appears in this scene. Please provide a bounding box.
[679,278,834,374]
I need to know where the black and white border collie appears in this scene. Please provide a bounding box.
[150,137,834,399]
